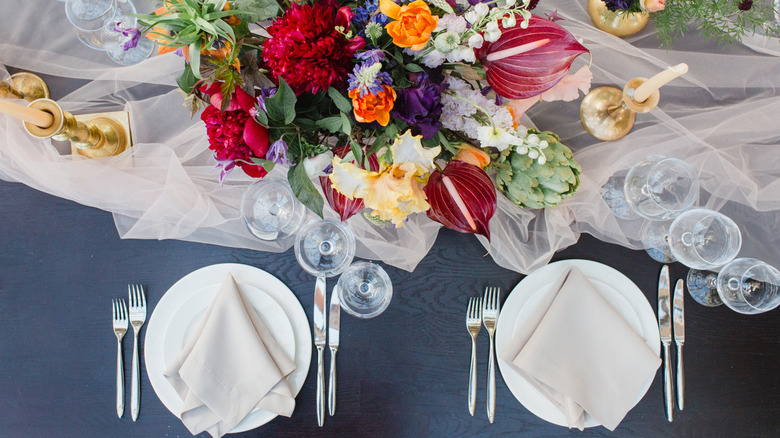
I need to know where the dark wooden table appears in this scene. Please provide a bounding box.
[1,179,778,438]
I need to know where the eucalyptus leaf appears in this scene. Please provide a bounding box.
[288,163,324,218]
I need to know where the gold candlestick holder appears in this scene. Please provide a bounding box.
[24,98,133,158]
[579,77,660,142]
[0,72,50,101]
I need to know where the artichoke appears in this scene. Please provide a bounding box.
[495,131,581,209]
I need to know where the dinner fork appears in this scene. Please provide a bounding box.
[482,287,501,424]
[466,297,482,416]
[112,299,128,419]
[128,284,147,422]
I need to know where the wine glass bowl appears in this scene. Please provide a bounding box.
[337,262,393,319]
[295,219,356,278]
[668,208,742,270]
[66,0,117,31]
[716,258,780,315]
[624,156,699,221]
[241,179,306,241]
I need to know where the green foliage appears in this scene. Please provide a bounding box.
[288,162,324,218]
[265,78,297,124]
[231,0,280,22]
[495,132,581,209]
[653,0,780,47]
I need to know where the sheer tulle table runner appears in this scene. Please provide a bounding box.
[1,0,779,273]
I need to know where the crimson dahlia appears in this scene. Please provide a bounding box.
[262,0,365,95]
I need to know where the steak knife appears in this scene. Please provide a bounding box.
[313,276,327,427]
[673,278,685,411]
[658,265,673,422]
[328,285,341,417]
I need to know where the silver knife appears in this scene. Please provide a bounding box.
[313,276,327,427]
[673,278,685,411]
[328,285,341,417]
[658,265,673,422]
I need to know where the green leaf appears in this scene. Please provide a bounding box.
[249,157,276,172]
[288,163,324,218]
[405,63,424,73]
[350,140,363,168]
[295,118,317,131]
[315,116,343,133]
[254,106,268,125]
[265,77,297,124]
[367,133,387,157]
[340,112,352,135]
[284,133,302,159]
[384,123,399,140]
[438,131,457,155]
[189,39,202,79]
[231,0,280,22]
[327,87,353,114]
[175,67,197,93]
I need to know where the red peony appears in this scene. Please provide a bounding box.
[262,0,365,95]
[200,83,270,178]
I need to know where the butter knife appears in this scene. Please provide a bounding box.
[313,276,327,427]
[673,278,685,411]
[658,265,673,422]
[328,285,341,417]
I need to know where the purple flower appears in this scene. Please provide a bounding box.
[545,10,563,22]
[256,87,278,113]
[267,139,292,166]
[212,154,236,186]
[348,62,392,98]
[113,22,141,51]
[356,49,385,63]
[603,0,633,11]
[391,72,444,140]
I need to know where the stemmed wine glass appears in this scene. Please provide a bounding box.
[240,179,306,241]
[337,261,393,318]
[66,0,154,65]
[687,258,780,313]
[602,156,699,221]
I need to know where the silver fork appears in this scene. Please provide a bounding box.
[482,287,501,424]
[466,297,482,416]
[112,299,128,418]
[128,284,147,422]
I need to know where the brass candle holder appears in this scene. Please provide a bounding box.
[0,72,50,101]
[579,78,660,142]
[23,98,132,158]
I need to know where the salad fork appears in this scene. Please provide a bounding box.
[482,287,501,423]
[112,298,128,418]
[128,284,147,422]
[466,297,482,416]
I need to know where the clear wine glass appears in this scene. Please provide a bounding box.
[241,179,306,241]
[337,261,393,318]
[602,156,699,221]
[716,258,780,314]
[295,219,356,279]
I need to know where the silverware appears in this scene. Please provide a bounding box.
[313,276,327,427]
[482,287,500,423]
[466,297,482,416]
[673,278,685,411]
[128,285,147,422]
[112,299,128,419]
[658,266,673,422]
[328,284,341,417]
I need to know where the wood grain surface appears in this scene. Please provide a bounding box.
[0,179,778,438]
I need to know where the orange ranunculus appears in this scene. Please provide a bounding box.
[379,0,438,51]
[454,144,491,168]
[349,84,397,126]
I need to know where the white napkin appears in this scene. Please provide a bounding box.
[164,273,296,438]
[500,267,661,431]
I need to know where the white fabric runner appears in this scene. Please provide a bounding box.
[1,1,779,273]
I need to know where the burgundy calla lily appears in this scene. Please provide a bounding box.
[475,15,589,100]
[424,161,497,240]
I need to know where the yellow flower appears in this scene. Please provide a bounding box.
[379,0,438,51]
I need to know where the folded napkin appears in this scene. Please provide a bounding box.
[164,273,296,438]
[500,267,661,431]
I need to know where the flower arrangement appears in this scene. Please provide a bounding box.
[136,0,591,239]
[598,0,780,45]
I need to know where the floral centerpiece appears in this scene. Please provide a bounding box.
[135,0,590,239]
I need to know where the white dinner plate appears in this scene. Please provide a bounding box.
[495,259,660,428]
[144,263,312,433]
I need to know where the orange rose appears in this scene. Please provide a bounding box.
[349,85,397,126]
[379,0,438,51]
[454,144,490,168]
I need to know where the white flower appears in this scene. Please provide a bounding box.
[434,32,461,53]
[456,0,470,7]
[526,134,540,145]
[464,11,479,24]
[528,149,539,159]
[421,50,446,68]
[477,126,523,151]
[537,155,547,165]
[539,140,549,149]
[304,151,334,178]
[486,21,500,33]
[456,46,476,63]
[474,3,489,18]
[485,30,502,42]
[503,14,517,28]
[504,0,516,6]
[467,33,484,49]
[437,13,468,33]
